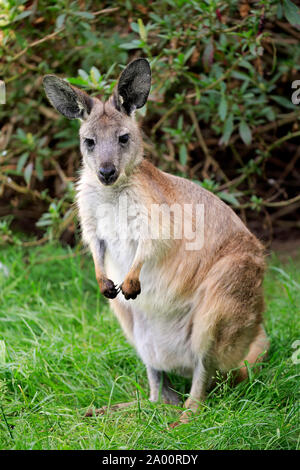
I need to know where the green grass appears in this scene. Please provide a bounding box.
[0,243,299,450]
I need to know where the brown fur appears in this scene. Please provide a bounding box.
[43,60,269,425]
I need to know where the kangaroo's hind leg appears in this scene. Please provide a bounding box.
[169,355,214,427]
[171,246,266,427]
[147,366,181,405]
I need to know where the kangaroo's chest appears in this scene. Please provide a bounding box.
[95,192,142,276]
[91,190,198,371]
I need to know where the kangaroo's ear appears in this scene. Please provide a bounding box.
[43,75,93,120]
[114,58,151,115]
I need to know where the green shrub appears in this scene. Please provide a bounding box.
[0,0,300,245]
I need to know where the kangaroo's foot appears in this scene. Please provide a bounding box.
[169,358,208,428]
[85,401,136,417]
[169,398,201,428]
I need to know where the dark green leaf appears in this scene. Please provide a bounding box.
[202,41,214,72]
[179,144,187,166]
[72,11,94,19]
[239,121,252,145]
[13,11,32,22]
[90,66,101,84]
[35,158,44,182]
[220,113,234,145]
[56,14,66,30]
[270,95,296,110]
[24,162,33,185]
[283,0,300,25]
[17,152,29,174]
[218,95,227,122]
[119,40,142,50]
[78,69,89,82]
[217,191,239,206]
[138,18,147,42]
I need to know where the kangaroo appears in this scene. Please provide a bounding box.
[43,58,269,424]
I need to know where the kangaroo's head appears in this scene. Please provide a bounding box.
[43,59,151,186]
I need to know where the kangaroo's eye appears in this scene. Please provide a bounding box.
[84,138,95,150]
[119,133,129,145]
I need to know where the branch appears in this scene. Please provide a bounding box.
[0,173,54,204]
[219,130,300,192]
[263,194,300,208]
[188,107,229,181]
[11,29,64,61]
[10,7,120,62]
[186,56,243,99]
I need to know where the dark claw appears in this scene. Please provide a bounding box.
[103,289,118,299]
[101,279,119,299]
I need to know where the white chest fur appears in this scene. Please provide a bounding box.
[95,188,142,279]
[78,178,198,373]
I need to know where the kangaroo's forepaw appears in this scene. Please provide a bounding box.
[121,278,141,300]
[99,278,120,299]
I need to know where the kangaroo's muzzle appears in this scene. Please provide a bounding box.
[98,164,118,185]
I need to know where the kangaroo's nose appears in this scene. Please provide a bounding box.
[98,164,117,185]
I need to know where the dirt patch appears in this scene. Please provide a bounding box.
[269,238,300,263]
